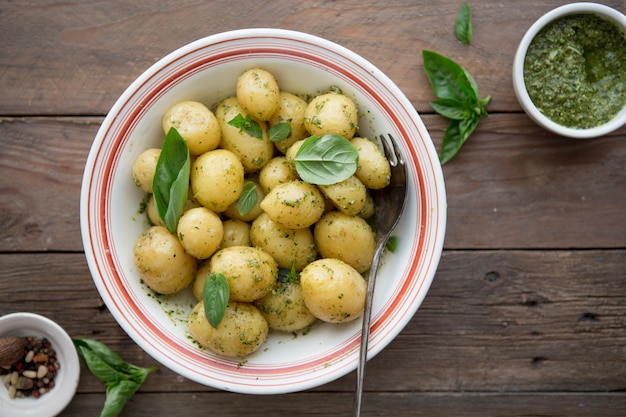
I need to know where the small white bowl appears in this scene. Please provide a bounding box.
[513,2,626,138]
[0,312,80,417]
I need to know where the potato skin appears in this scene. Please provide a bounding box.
[177,207,223,259]
[314,211,376,273]
[258,156,299,194]
[350,137,391,189]
[133,225,197,294]
[209,246,278,302]
[132,148,160,193]
[259,180,325,229]
[254,280,317,332]
[250,212,317,271]
[215,96,273,172]
[191,149,244,212]
[162,101,221,155]
[303,92,359,139]
[219,219,251,249]
[318,175,367,217]
[300,258,366,323]
[236,68,280,121]
[188,301,269,358]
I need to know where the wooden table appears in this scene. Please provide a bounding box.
[2,1,625,415]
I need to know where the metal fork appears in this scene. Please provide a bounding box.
[352,133,408,417]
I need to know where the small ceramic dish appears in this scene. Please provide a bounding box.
[0,312,80,417]
[512,2,626,138]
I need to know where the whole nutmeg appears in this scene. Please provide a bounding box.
[0,336,27,367]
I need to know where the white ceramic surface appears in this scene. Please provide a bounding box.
[0,312,80,417]
[80,28,446,394]
[512,2,626,138]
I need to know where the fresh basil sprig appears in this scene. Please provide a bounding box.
[294,134,359,185]
[269,122,291,142]
[228,113,291,142]
[203,272,230,328]
[422,50,491,164]
[73,338,157,417]
[238,181,259,216]
[456,2,472,44]
[152,127,190,233]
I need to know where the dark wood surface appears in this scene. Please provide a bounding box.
[1,1,625,416]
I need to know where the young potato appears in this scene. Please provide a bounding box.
[188,300,269,358]
[132,148,160,193]
[259,180,325,229]
[236,68,280,121]
[300,258,366,323]
[269,92,309,154]
[250,212,317,271]
[254,280,317,332]
[318,175,367,217]
[358,191,375,220]
[303,92,359,139]
[146,190,202,227]
[133,225,197,295]
[210,246,278,302]
[192,261,212,301]
[219,219,251,249]
[284,139,305,177]
[350,137,391,189]
[162,101,221,155]
[177,206,224,260]
[191,149,244,213]
[258,156,300,194]
[314,211,376,274]
[223,181,265,222]
[215,96,274,172]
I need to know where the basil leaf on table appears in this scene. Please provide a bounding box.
[422,50,491,164]
[294,134,359,185]
[237,181,259,216]
[152,127,190,233]
[203,272,230,328]
[456,2,473,44]
[73,338,157,417]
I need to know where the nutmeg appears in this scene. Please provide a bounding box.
[0,336,27,367]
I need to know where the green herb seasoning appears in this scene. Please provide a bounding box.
[524,14,626,129]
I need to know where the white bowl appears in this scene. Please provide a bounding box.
[512,2,626,138]
[80,28,446,394]
[0,312,80,417]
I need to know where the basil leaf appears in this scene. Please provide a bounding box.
[294,134,359,185]
[429,98,468,120]
[456,2,472,44]
[386,236,399,253]
[203,272,230,328]
[152,127,190,234]
[238,181,258,216]
[228,113,263,139]
[439,116,480,164]
[422,50,470,101]
[101,380,140,417]
[269,122,291,142]
[74,343,121,384]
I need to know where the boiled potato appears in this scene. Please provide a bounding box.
[133,225,197,294]
[132,148,160,193]
[284,139,305,177]
[303,92,358,139]
[146,191,202,227]
[191,149,244,212]
[188,300,269,358]
[254,280,317,332]
[318,175,367,216]
[177,207,223,260]
[358,192,375,220]
[236,68,280,121]
[192,261,212,301]
[300,258,366,323]
[314,211,376,274]
[250,212,317,271]
[220,219,251,249]
[258,156,299,194]
[162,101,221,155]
[259,180,325,229]
[210,246,278,302]
[350,137,391,189]
[215,96,274,172]
[269,92,309,154]
[223,181,265,222]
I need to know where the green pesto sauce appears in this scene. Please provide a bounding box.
[524,14,626,128]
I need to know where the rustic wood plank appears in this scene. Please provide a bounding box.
[60,392,626,417]
[1,115,624,252]
[1,250,624,394]
[5,0,622,115]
